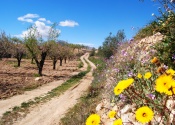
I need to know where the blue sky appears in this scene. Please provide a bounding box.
[0,0,161,48]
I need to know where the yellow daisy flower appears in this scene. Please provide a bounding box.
[113,118,122,125]
[86,114,100,125]
[164,89,173,96]
[114,84,124,96]
[135,106,154,123]
[144,72,152,79]
[166,69,175,76]
[108,110,116,119]
[114,78,134,96]
[151,57,158,63]
[155,74,174,95]
[137,73,142,79]
[124,78,134,88]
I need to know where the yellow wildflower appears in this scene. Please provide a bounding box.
[124,78,134,88]
[108,110,116,119]
[114,84,124,96]
[137,73,142,79]
[155,74,175,95]
[86,114,100,125]
[135,106,154,123]
[166,69,175,76]
[151,57,158,63]
[113,118,122,125]
[114,78,134,95]
[144,72,152,79]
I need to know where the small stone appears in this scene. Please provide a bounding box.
[96,103,103,111]
[35,77,42,81]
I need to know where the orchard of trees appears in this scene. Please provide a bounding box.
[0,24,88,76]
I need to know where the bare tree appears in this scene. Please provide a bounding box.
[47,23,60,70]
[57,43,66,66]
[64,45,74,64]
[0,31,11,59]
[11,37,26,67]
[48,41,59,69]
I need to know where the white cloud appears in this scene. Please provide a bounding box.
[38,18,46,22]
[18,13,39,23]
[38,18,52,24]
[59,20,79,27]
[16,13,58,38]
[16,20,61,39]
[17,17,34,23]
[35,21,51,38]
[46,20,52,24]
[23,13,39,18]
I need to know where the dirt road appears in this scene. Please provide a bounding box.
[0,54,88,118]
[7,53,95,125]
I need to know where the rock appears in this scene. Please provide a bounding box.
[96,103,103,111]
[120,104,133,114]
[166,99,175,123]
[166,99,175,110]
[35,77,42,81]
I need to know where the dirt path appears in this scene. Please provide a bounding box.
[13,53,96,125]
[0,54,88,118]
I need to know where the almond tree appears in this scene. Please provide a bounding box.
[0,31,11,59]
[64,44,75,63]
[57,43,66,66]
[47,23,60,70]
[48,41,59,69]
[11,37,26,67]
[25,26,50,76]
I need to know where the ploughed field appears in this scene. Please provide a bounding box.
[0,58,79,99]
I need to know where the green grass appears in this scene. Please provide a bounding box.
[21,101,34,108]
[23,84,39,91]
[13,64,19,67]
[12,106,20,111]
[33,73,40,77]
[3,111,11,116]
[89,56,106,72]
[0,59,91,125]
[78,61,83,68]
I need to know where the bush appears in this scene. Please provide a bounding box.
[153,11,175,69]
[89,47,96,57]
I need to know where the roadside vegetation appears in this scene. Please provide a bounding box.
[84,0,175,125]
[60,0,175,125]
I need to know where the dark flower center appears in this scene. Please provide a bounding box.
[142,113,147,117]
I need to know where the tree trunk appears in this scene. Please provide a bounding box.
[64,57,67,64]
[60,58,63,66]
[35,52,47,76]
[38,67,42,76]
[53,57,57,70]
[17,53,23,67]
[17,59,21,67]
